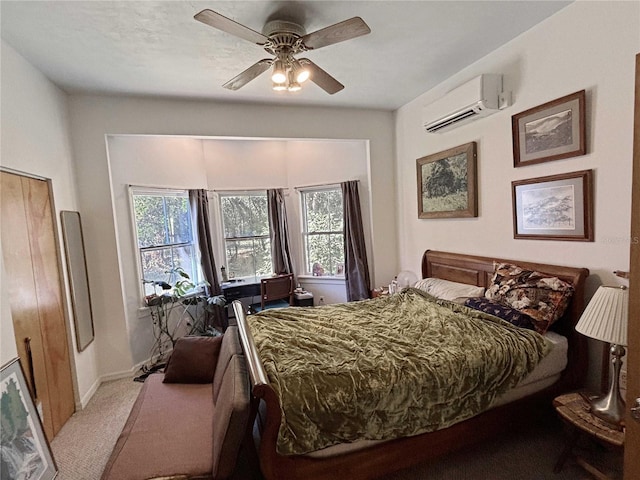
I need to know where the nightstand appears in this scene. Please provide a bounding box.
[553,392,624,479]
[294,291,314,307]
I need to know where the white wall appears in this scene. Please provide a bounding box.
[203,139,289,191]
[68,97,395,376]
[107,136,208,365]
[394,1,639,388]
[0,41,100,406]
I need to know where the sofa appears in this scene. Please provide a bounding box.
[100,326,251,480]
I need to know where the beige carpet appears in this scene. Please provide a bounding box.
[50,376,618,479]
[51,377,142,480]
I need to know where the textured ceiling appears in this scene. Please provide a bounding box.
[1,1,572,110]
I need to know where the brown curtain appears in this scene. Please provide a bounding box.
[267,189,293,274]
[189,189,225,329]
[341,181,371,301]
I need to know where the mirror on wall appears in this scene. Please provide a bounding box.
[60,210,95,352]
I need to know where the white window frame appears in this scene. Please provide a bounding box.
[129,187,200,301]
[218,190,272,281]
[299,185,345,277]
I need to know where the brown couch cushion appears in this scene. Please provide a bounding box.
[212,354,250,480]
[100,374,214,480]
[212,326,242,402]
[163,335,223,384]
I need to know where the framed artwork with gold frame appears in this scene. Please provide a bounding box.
[417,142,477,219]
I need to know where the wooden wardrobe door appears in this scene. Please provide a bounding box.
[1,171,75,440]
[624,52,640,480]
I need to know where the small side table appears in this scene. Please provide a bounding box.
[553,392,624,479]
[294,291,314,307]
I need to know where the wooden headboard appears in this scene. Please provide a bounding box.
[422,250,590,390]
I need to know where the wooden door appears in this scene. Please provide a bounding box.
[624,53,640,480]
[1,171,75,440]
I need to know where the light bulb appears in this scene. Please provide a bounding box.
[296,69,310,83]
[287,70,301,92]
[272,81,287,91]
[292,60,310,83]
[271,59,286,84]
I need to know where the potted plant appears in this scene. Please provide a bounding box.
[142,268,226,367]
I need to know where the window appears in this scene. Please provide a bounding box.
[301,187,344,276]
[220,192,272,279]
[131,189,199,297]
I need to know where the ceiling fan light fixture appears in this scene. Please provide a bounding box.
[195,9,371,95]
[292,60,310,83]
[271,58,287,84]
[286,70,301,92]
[287,81,301,92]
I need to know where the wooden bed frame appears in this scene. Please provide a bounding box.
[233,250,589,480]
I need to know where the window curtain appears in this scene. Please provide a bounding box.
[341,180,371,301]
[267,188,293,274]
[189,189,225,330]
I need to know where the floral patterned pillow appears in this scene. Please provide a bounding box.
[485,263,574,334]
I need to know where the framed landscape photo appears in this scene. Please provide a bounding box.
[512,90,586,167]
[417,142,477,219]
[512,169,593,241]
[1,357,58,480]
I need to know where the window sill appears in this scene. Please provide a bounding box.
[297,275,345,284]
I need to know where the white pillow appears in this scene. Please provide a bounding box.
[413,278,485,301]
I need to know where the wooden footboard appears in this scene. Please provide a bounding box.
[233,250,590,480]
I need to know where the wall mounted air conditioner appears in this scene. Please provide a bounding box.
[422,74,507,133]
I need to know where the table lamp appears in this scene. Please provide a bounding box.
[396,270,418,289]
[575,285,629,425]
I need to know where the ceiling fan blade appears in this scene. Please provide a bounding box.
[194,9,268,45]
[300,59,344,95]
[301,17,371,50]
[222,59,273,91]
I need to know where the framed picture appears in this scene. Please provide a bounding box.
[1,358,58,480]
[512,90,586,167]
[417,142,477,219]
[512,169,593,241]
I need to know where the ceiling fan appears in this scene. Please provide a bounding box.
[194,9,371,94]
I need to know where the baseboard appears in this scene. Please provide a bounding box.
[78,377,101,410]
[100,368,139,383]
[133,352,170,373]
[77,362,145,410]
[77,353,170,410]
[76,355,172,411]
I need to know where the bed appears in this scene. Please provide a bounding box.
[233,250,589,480]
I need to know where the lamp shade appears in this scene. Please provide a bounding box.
[397,270,418,289]
[575,285,628,346]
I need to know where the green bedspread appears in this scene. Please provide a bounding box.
[248,288,551,455]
